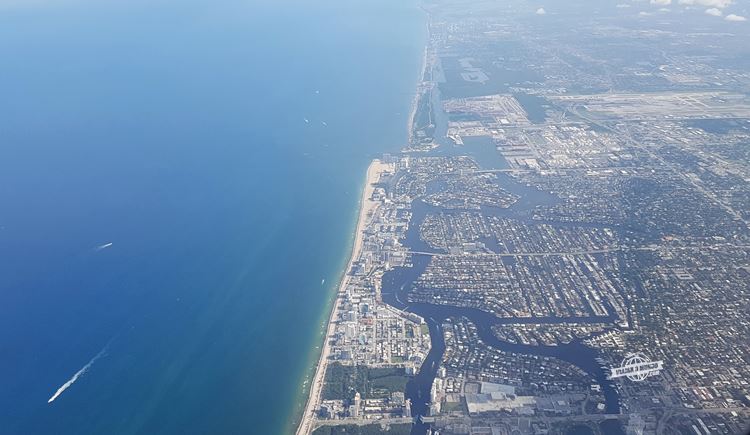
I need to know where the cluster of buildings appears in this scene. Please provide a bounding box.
[410,250,628,321]
[319,391,412,422]
[419,212,618,254]
[421,173,518,210]
[308,0,750,433]
[439,318,600,398]
[445,94,532,145]
[431,318,605,419]
[493,323,611,347]
[311,160,431,429]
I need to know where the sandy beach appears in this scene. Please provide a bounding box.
[407,47,429,145]
[295,159,391,435]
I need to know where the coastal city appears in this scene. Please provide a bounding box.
[13,0,750,433]
[298,1,750,435]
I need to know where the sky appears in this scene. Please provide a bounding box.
[526,0,749,22]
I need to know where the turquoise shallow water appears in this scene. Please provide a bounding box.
[0,0,425,433]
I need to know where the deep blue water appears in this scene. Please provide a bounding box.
[0,0,426,433]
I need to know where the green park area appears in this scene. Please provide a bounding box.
[321,363,409,401]
[312,423,412,435]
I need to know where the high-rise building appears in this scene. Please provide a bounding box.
[429,401,441,416]
[345,323,357,340]
[350,391,361,418]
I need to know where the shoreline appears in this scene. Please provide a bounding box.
[407,11,432,146]
[295,159,389,435]
[294,9,430,433]
[407,45,429,145]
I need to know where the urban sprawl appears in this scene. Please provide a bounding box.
[298,1,750,435]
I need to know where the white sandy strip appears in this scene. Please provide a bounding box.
[48,347,107,403]
[407,47,430,144]
[296,160,392,435]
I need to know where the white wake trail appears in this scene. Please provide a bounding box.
[47,347,107,404]
[95,242,113,251]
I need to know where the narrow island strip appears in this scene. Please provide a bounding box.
[296,160,388,435]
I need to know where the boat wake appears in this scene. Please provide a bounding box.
[47,346,108,404]
[95,242,113,251]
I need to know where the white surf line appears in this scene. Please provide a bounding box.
[95,242,113,251]
[48,347,108,404]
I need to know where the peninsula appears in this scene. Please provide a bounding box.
[296,159,428,435]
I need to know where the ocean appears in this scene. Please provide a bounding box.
[0,0,426,433]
